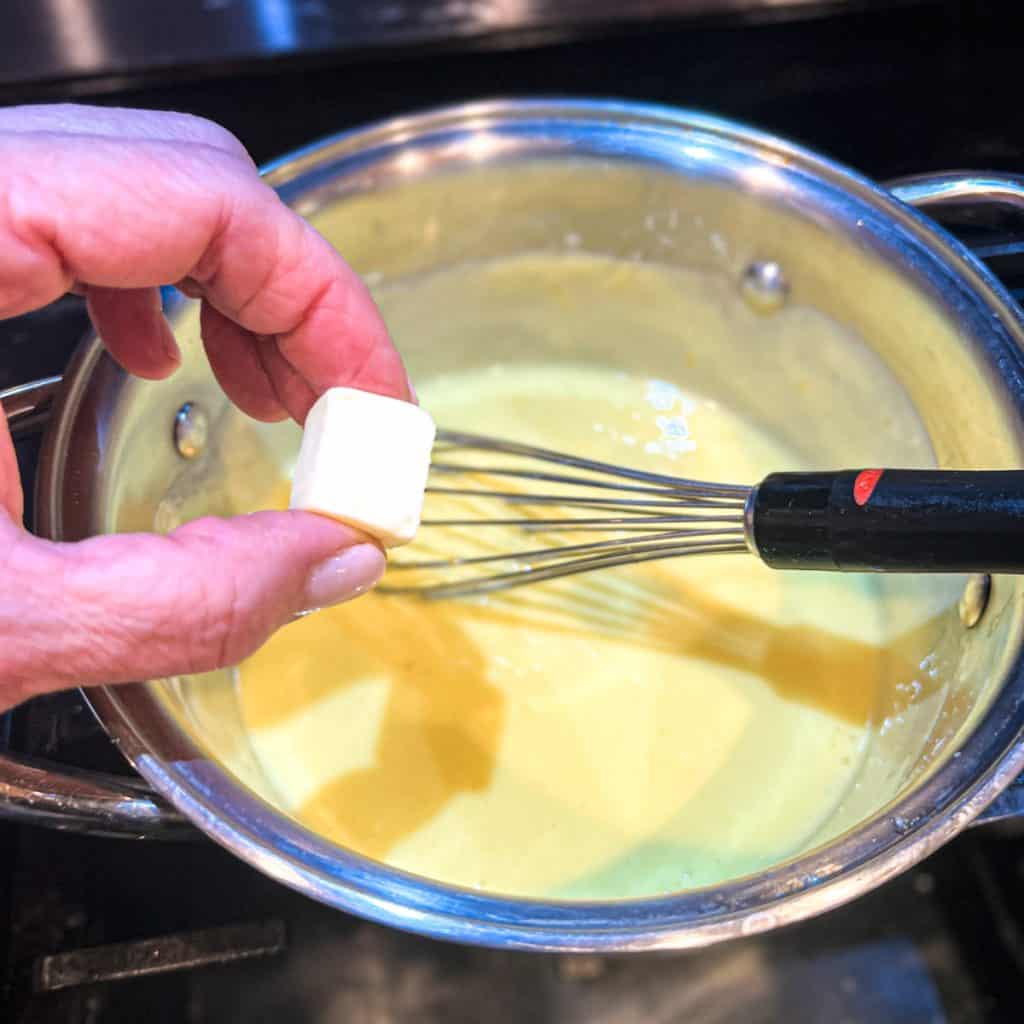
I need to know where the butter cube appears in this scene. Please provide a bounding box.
[289,387,436,548]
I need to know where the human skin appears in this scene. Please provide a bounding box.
[0,104,411,709]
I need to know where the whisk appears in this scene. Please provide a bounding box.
[380,430,1024,600]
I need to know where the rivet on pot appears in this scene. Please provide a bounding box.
[174,402,208,459]
[958,573,991,629]
[740,260,789,314]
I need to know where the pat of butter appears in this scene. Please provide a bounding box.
[289,387,436,548]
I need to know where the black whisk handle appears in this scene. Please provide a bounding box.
[751,469,1024,573]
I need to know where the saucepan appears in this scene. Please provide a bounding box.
[4,99,1024,951]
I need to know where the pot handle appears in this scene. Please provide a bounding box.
[889,171,1024,303]
[0,751,191,838]
[2,377,192,838]
[890,171,1024,827]
[888,171,1024,216]
[0,374,63,438]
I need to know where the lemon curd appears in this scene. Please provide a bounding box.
[233,255,937,900]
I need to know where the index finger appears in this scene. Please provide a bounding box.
[0,124,410,406]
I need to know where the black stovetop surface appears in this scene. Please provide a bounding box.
[4,2,1024,1020]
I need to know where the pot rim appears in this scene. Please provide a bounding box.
[40,97,1024,951]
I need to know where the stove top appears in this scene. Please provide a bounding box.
[5,799,1024,1023]
[3,2,1024,1020]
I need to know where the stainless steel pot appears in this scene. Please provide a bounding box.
[5,99,1024,950]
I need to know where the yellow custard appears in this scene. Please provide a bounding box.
[237,351,905,899]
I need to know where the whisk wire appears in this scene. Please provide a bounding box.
[433,430,748,497]
[393,527,747,571]
[384,540,748,599]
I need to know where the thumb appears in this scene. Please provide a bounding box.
[0,510,384,706]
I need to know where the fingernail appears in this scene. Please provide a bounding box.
[302,543,386,612]
[154,303,181,366]
[162,331,181,367]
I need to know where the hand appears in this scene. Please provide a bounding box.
[0,104,409,709]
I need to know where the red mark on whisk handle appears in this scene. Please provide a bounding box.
[853,469,884,506]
